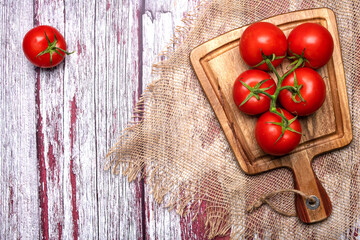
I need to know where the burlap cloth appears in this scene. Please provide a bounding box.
[106,0,360,239]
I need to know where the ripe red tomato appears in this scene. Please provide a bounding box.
[278,68,326,116]
[239,22,287,71]
[23,25,72,68]
[233,69,276,115]
[287,23,334,69]
[255,109,302,156]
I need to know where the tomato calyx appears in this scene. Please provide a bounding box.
[238,78,274,107]
[252,49,286,69]
[36,31,74,67]
[279,72,306,104]
[266,109,302,144]
[288,48,311,68]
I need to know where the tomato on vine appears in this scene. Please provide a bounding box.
[233,70,276,115]
[235,20,333,156]
[279,68,326,116]
[239,22,287,71]
[255,109,302,156]
[287,22,334,69]
[23,25,74,68]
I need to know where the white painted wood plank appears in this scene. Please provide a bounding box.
[62,1,100,239]
[0,1,40,239]
[141,0,206,239]
[95,0,144,239]
[142,9,182,240]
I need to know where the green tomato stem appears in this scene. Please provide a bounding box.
[263,57,304,127]
[282,57,304,80]
[265,57,304,105]
[279,85,296,92]
[255,89,274,100]
[239,55,305,134]
[265,58,281,80]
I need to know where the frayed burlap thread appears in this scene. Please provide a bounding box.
[106,0,360,239]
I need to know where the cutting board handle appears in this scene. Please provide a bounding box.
[291,153,332,223]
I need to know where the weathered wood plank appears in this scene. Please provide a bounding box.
[141,1,218,239]
[142,7,180,240]
[95,0,144,239]
[0,1,40,239]
[62,1,101,238]
[141,9,182,239]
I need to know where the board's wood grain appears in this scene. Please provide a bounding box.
[190,8,352,224]
[0,1,40,239]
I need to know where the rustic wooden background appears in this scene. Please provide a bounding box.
[0,0,227,239]
[1,0,359,239]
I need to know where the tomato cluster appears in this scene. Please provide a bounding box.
[233,22,333,156]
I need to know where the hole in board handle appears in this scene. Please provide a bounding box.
[306,195,320,210]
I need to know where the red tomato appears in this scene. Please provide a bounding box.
[23,25,72,68]
[279,68,326,116]
[287,23,334,69]
[239,22,287,71]
[255,109,302,156]
[233,69,276,115]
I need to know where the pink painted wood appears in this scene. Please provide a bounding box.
[0,0,358,239]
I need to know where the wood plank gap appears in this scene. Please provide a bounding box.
[137,1,146,240]
[93,1,100,239]
[62,15,66,240]
[33,1,49,238]
[61,5,67,238]
[62,3,79,238]
[35,68,50,240]
[33,0,39,26]
[69,96,79,240]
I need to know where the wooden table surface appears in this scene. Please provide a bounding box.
[0,0,228,239]
[1,1,359,239]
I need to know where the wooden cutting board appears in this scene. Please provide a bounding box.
[190,8,352,223]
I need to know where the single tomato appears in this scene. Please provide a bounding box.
[255,109,302,156]
[233,69,276,115]
[287,23,334,69]
[23,25,73,68]
[279,68,326,116]
[239,22,287,71]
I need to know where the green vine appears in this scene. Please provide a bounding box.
[242,51,307,142]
